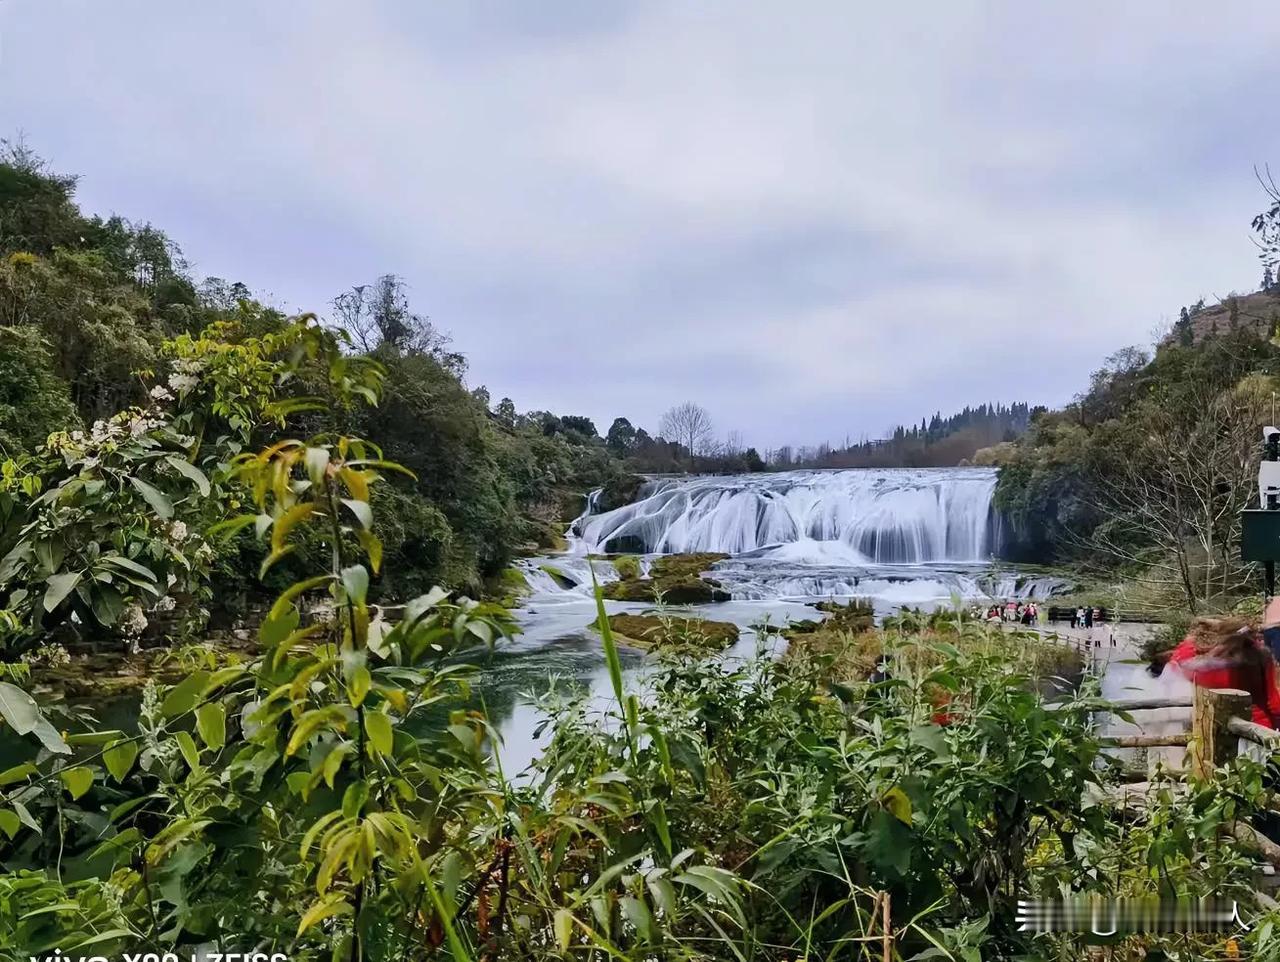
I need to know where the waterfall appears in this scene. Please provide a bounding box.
[574,467,1002,564]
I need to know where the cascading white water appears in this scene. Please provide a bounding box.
[574,467,1002,564]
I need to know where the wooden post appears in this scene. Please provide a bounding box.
[881,890,891,962]
[1191,687,1252,779]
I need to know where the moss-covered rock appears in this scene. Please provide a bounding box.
[612,554,641,581]
[602,577,726,603]
[488,566,531,607]
[591,612,739,651]
[595,474,646,513]
[519,517,568,553]
[781,598,876,643]
[599,552,730,603]
[539,564,579,590]
[649,553,729,580]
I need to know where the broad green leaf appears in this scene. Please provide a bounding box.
[285,707,344,756]
[161,670,210,719]
[259,545,296,578]
[321,742,352,788]
[60,766,94,800]
[341,498,372,530]
[269,574,332,620]
[33,538,65,575]
[31,718,71,755]
[207,513,258,540]
[65,729,125,746]
[620,896,655,943]
[43,571,82,612]
[0,762,36,786]
[89,583,125,626]
[260,605,300,646]
[196,702,227,751]
[98,554,158,582]
[0,681,42,735]
[166,455,211,496]
[356,529,383,573]
[175,731,201,770]
[340,564,368,606]
[127,475,173,519]
[103,740,139,782]
[0,809,20,839]
[303,447,330,485]
[342,781,368,819]
[12,801,39,832]
[365,711,393,756]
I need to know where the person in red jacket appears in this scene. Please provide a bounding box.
[1168,618,1280,728]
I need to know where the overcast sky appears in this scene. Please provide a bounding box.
[2,2,1279,449]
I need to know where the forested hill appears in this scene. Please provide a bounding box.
[0,142,663,598]
[993,281,1280,614]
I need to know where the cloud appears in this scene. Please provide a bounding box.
[2,0,1278,447]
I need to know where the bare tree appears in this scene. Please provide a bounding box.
[331,274,464,373]
[659,401,714,466]
[1082,374,1272,612]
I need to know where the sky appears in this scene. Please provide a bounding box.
[2,2,1279,450]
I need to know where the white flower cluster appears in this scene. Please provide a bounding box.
[120,603,149,638]
[152,594,177,613]
[51,409,166,456]
[167,357,202,396]
[168,520,189,543]
[19,643,71,668]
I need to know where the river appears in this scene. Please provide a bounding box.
[486,466,1068,774]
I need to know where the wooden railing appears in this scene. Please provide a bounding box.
[1087,688,1280,774]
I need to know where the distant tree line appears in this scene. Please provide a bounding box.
[765,402,1038,470]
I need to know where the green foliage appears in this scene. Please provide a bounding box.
[996,329,1280,612]
[0,326,77,455]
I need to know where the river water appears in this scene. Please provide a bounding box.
[486,466,1069,774]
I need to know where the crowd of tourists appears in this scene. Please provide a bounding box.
[978,601,1039,626]
[974,600,1119,647]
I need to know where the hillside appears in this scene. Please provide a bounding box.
[1173,289,1280,345]
[993,293,1280,613]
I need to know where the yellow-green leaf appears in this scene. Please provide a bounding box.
[554,908,575,950]
[160,670,210,719]
[272,501,317,555]
[0,762,36,787]
[195,702,226,751]
[297,895,353,937]
[0,809,21,839]
[882,785,912,825]
[347,665,371,708]
[103,739,139,782]
[175,731,201,770]
[365,711,393,757]
[60,766,94,800]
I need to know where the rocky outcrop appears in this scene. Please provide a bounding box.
[600,552,730,603]
[591,612,738,650]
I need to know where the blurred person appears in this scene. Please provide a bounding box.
[1168,616,1280,728]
